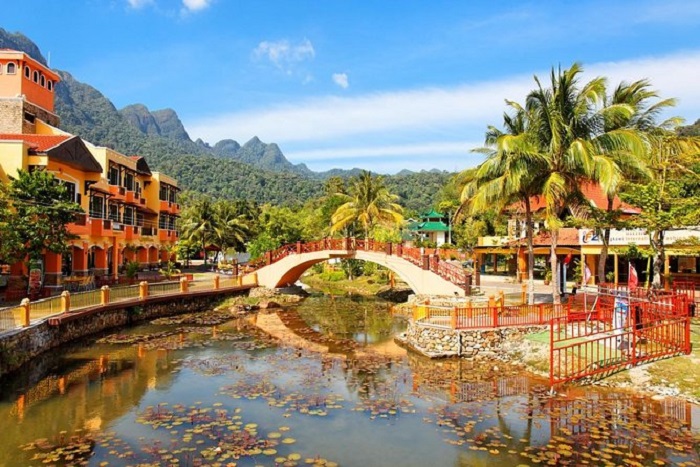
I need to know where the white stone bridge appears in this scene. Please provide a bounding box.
[244,238,469,296]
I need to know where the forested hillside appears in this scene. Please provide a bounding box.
[0,28,454,211]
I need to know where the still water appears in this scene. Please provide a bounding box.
[1,294,699,466]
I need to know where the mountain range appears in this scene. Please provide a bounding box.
[0,28,452,211]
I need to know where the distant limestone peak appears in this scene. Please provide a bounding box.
[119,104,191,142]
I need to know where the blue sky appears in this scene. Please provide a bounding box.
[4,0,700,173]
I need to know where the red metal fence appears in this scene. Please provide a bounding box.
[550,291,691,386]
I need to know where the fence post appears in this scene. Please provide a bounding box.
[467,298,473,319]
[61,291,70,314]
[213,275,220,290]
[521,284,527,305]
[498,291,505,312]
[385,242,392,256]
[265,251,272,265]
[297,241,302,254]
[180,276,189,293]
[101,286,110,305]
[686,317,692,354]
[489,295,497,327]
[20,298,30,327]
[237,275,243,287]
[538,303,544,324]
[451,306,458,329]
[139,281,149,300]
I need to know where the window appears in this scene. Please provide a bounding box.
[89,195,105,219]
[124,172,134,191]
[6,63,15,74]
[108,165,120,186]
[123,207,134,225]
[159,215,167,229]
[159,185,168,201]
[33,70,39,83]
[108,204,120,222]
[40,75,45,87]
[62,181,77,203]
[24,66,30,78]
[47,80,52,91]
[24,112,35,123]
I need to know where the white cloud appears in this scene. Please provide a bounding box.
[126,0,153,9]
[332,73,349,89]
[253,38,315,73]
[182,0,212,12]
[187,49,700,171]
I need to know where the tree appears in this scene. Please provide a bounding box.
[623,130,700,287]
[330,171,404,238]
[523,63,645,303]
[461,102,545,304]
[212,199,251,257]
[591,80,668,283]
[6,169,81,268]
[179,196,217,265]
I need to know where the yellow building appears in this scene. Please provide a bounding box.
[0,49,179,296]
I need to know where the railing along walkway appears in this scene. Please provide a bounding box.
[0,275,257,334]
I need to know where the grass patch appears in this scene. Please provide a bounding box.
[644,319,700,398]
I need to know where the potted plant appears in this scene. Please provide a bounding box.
[605,271,615,284]
[125,260,140,285]
[159,261,181,281]
[544,268,552,285]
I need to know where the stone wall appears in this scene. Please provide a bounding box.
[0,292,245,377]
[401,321,546,359]
[0,98,59,133]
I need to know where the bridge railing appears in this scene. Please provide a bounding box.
[246,237,470,291]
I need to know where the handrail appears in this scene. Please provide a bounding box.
[246,237,470,290]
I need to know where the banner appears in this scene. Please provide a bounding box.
[629,264,638,291]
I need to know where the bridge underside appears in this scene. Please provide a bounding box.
[252,249,465,296]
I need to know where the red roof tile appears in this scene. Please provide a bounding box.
[0,134,72,152]
[512,182,640,215]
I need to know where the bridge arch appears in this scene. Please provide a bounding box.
[251,242,467,296]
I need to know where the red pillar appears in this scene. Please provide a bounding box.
[44,252,62,287]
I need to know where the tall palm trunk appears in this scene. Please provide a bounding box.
[524,197,535,305]
[597,196,614,283]
[550,229,560,305]
[651,230,664,288]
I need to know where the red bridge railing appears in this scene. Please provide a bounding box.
[247,238,470,291]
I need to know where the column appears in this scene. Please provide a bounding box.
[44,251,62,287]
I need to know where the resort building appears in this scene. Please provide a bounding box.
[474,183,700,287]
[0,49,179,297]
[407,209,452,246]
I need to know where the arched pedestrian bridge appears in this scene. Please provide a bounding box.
[245,238,469,296]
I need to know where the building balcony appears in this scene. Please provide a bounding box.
[90,218,112,237]
[159,200,180,215]
[158,229,178,242]
[125,225,140,241]
[68,213,90,236]
[141,226,157,237]
[109,185,126,200]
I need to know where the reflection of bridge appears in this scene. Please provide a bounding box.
[247,238,469,296]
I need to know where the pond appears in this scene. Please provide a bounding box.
[1,293,699,466]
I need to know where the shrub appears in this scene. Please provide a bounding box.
[319,270,345,282]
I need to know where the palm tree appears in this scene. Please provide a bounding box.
[592,80,668,283]
[524,63,645,303]
[460,102,545,304]
[180,196,217,265]
[330,170,404,238]
[212,200,250,258]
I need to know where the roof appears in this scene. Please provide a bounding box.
[508,227,581,247]
[0,134,70,151]
[421,209,445,219]
[0,134,102,173]
[511,182,640,215]
[410,221,450,232]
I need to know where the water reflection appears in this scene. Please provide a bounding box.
[0,295,697,467]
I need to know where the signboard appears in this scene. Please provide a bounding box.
[579,228,700,246]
